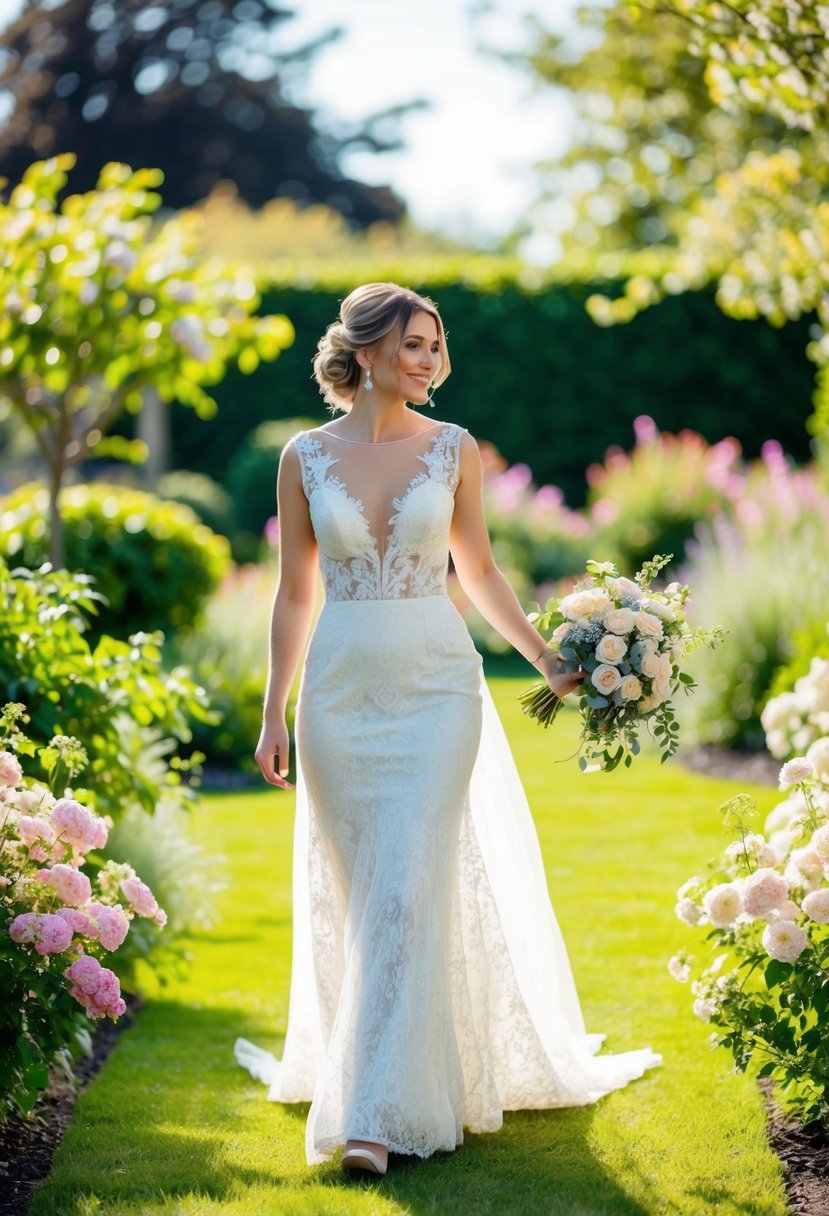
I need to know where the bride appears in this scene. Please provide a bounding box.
[234,281,661,1175]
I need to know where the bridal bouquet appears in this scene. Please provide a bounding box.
[519,555,724,772]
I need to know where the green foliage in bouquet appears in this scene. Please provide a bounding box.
[672,763,829,1127]
[519,555,724,771]
[0,482,231,641]
[0,557,212,821]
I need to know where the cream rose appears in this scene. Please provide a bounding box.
[634,611,664,640]
[608,576,643,600]
[806,737,829,784]
[762,919,808,963]
[802,889,829,924]
[603,607,635,635]
[741,867,789,918]
[637,693,661,714]
[643,598,675,622]
[620,675,643,701]
[639,652,661,679]
[595,633,627,664]
[559,588,613,622]
[810,824,829,863]
[703,882,742,927]
[551,621,571,643]
[657,652,673,679]
[653,677,672,704]
[592,664,622,695]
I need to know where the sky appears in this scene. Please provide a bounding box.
[0,0,578,262]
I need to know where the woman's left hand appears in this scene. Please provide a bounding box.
[533,650,585,699]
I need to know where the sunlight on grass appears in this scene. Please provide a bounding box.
[29,678,788,1216]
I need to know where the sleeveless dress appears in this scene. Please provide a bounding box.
[234,420,661,1165]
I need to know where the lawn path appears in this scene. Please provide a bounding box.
[30,678,789,1216]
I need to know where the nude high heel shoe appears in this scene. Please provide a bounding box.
[341,1140,388,1175]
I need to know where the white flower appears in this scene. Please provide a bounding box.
[592,664,622,694]
[692,996,718,1022]
[703,882,742,928]
[675,897,704,926]
[639,652,661,679]
[608,576,643,600]
[765,729,789,760]
[551,621,571,643]
[764,792,808,834]
[810,824,829,863]
[762,919,808,963]
[778,757,814,789]
[760,691,801,737]
[785,847,824,890]
[806,737,829,784]
[771,899,801,921]
[802,888,829,924]
[741,867,789,918]
[653,677,672,704]
[657,652,673,680]
[668,955,691,982]
[637,693,662,715]
[643,598,675,622]
[603,607,635,635]
[634,611,664,640]
[559,588,613,622]
[596,633,627,664]
[620,675,643,701]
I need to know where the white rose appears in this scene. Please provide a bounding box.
[741,867,789,918]
[764,729,790,760]
[703,882,742,928]
[634,611,664,640]
[668,955,691,982]
[592,664,622,694]
[595,633,627,664]
[771,900,801,921]
[637,693,662,715]
[810,824,829,863]
[802,888,829,924]
[762,919,808,963]
[779,757,815,789]
[760,691,800,735]
[559,588,613,622]
[619,675,643,701]
[764,792,808,834]
[785,847,824,890]
[643,598,675,622]
[608,576,643,600]
[675,897,703,926]
[657,652,673,680]
[792,726,817,751]
[653,677,672,704]
[692,996,718,1022]
[806,737,829,784]
[552,621,571,643]
[603,607,635,635]
[639,652,661,679]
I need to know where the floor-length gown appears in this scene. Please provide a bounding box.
[234,420,661,1164]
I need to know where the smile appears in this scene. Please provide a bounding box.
[408,375,429,384]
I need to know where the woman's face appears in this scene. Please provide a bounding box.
[368,309,442,403]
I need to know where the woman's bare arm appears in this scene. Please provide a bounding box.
[254,439,319,788]
[449,431,583,696]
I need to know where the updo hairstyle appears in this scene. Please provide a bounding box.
[312,282,451,413]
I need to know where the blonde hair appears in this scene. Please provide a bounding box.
[311,282,451,412]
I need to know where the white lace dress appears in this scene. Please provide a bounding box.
[234,420,661,1164]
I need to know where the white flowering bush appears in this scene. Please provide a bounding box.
[519,555,724,771]
[672,760,829,1125]
[0,704,165,1117]
[762,637,829,760]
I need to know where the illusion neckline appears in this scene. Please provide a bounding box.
[312,421,447,446]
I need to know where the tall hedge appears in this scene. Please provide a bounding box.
[161,278,815,506]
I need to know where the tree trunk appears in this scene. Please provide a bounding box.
[137,387,168,489]
[47,458,64,569]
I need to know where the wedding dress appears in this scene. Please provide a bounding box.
[234,419,661,1165]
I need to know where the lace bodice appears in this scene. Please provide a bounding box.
[291,421,466,601]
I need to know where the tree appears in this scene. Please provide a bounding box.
[505,1,829,450]
[0,0,420,224]
[0,153,295,566]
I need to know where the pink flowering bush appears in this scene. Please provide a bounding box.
[672,757,829,1125]
[0,703,166,1117]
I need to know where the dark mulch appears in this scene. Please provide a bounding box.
[677,743,780,787]
[0,993,141,1216]
[760,1079,829,1216]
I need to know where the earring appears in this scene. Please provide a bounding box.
[364,367,373,391]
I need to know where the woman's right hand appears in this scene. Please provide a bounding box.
[254,717,294,789]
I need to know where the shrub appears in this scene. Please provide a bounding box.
[672,762,829,1127]
[0,705,167,1117]
[0,482,231,640]
[0,557,211,822]
[224,416,317,563]
[586,416,744,573]
[155,470,235,542]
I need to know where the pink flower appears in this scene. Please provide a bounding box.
[0,750,22,788]
[742,868,789,918]
[16,815,56,847]
[50,799,109,854]
[93,904,130,951]
[154,908,168,929]
[35,913,74,955]
[120,875,159,918]
[64,955,125,1019]
[55,907,98,938]
[37,863,92,907]
[10,912,41,944]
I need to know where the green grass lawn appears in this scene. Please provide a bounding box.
[29,677,789,1216]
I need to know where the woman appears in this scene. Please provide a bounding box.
[234,282,660,1175]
